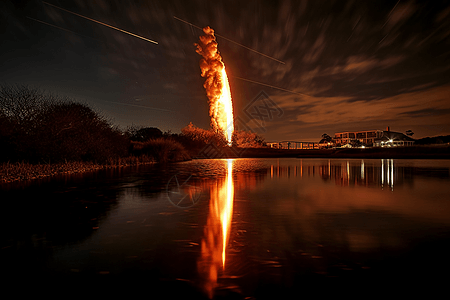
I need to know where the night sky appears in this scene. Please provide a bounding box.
[1,0,450,142]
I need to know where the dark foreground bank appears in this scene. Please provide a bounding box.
[0,158,155,184]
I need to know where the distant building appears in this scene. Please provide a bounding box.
[267,141,319,149]
[334,127,414,147]
[373,130,415,147]
[266,142,279,148]
[268,127,414,149]
[334,129,383,147]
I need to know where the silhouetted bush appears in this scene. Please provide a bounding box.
[131,138,190,163]
[179,122,265,154]
[42,103,130,163]
[232,129,265,148]
[181,122,227,146]
[125,125,163,142]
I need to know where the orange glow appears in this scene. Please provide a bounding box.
[221,159,234,266]
[198,159,234,298]
[195,27,234,145]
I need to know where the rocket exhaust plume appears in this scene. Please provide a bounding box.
[195,26,234,146]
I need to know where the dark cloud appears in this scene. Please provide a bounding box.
[400,108,450,117]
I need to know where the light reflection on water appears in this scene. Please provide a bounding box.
[1,158,450,297]
[197,159,234,298]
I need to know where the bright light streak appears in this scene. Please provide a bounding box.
[328,159,331,177]
[232,76,312,97]
[222,159,234,267]
[43,2,158,44]
[387,159,390,186]
[361,160,365,180]
[174,16,285,64]
[382,0,401,29]
[347,161,350,180]
[220,68,234,145]
[233,76,311,96]
[390,159,394,190]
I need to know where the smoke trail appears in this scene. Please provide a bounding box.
[195,26,234,143]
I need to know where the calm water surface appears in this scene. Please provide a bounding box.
[2,158,450,297]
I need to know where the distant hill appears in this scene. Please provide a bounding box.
[415,135,450,145]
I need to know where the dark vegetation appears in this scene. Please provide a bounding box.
[0,85,188,181]
[0,85,265,182]
[415,135,450,145]
[0,85,129,163]
[0,85,197,165]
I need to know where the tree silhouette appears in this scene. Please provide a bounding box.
[319,133,333,144]
[406,130,414,136]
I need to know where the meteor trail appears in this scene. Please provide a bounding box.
[174,16,285,65]
[26,17,101,42]
[43,2,158,44]
[233,76,311,96]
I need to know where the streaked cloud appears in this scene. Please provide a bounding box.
[255,85,450,140]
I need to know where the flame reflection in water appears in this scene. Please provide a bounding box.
[198,159,234,298]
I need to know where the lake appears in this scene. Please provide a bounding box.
[1,158,450,298]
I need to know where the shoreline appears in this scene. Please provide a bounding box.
[0,158,155,184]
[194,145,450,159]
[2,146,449,184]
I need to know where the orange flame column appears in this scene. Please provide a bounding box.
[195,26,234,145]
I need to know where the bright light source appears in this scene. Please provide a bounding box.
[361,146,365,148]
[389,139,393,143]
